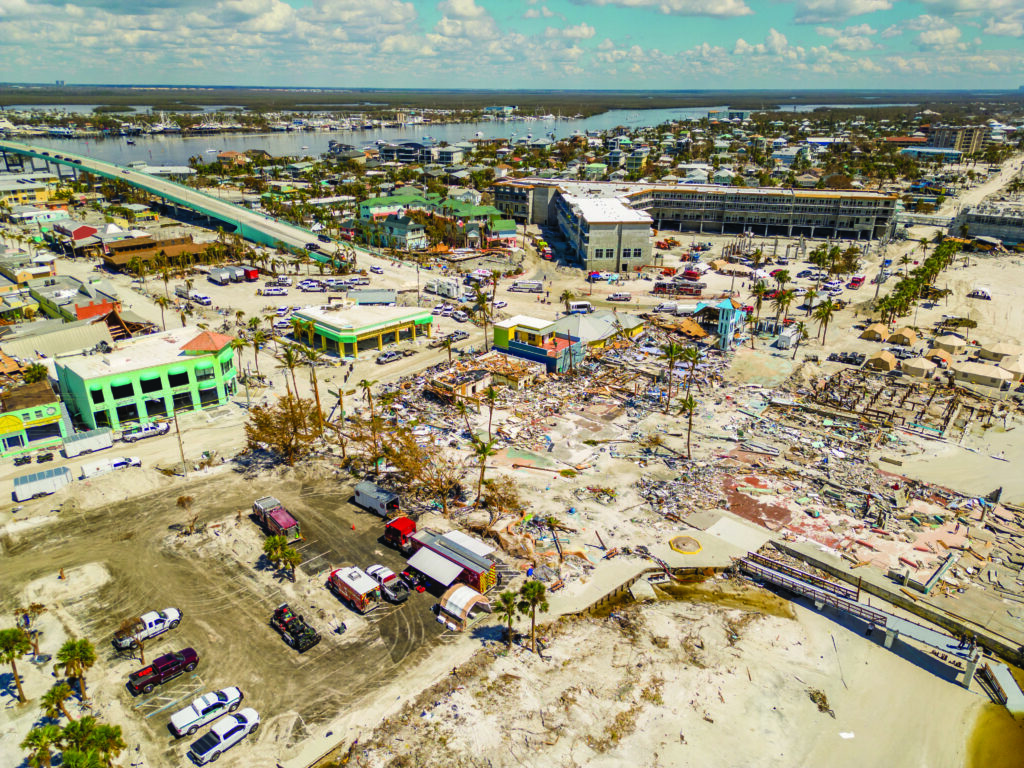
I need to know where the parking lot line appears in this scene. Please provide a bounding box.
[132,674,202,715]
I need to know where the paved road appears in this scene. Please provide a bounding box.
[0,138,319,250]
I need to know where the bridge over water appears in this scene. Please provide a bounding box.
[0,139,323,250]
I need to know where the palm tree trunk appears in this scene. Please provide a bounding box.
[477,459,487,500]
[60,702,75,721]
[78,673,87,700]
[10,659,26,702]
[530,607,537,653]
[686,409,694,459]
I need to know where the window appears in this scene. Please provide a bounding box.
[90,389,105,405]
[140,376,163,394]
[195,366,215,383]
[220,360,233,378]
[172,391,194,411]
[26,423,61,443]
[144,398,167,418]
[167,371,190,388]
[198,387,220,407]
[110,382,135,400]
[116,403,139,424]
[4,435,24,450]
[94,410,111,428]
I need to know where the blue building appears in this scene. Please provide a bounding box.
[693,298,748,350]
[900,147,963,164]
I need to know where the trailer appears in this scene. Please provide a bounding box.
[227,266,246,283]
[425,278,461,299]
[80,456,141,479]
[384,516,417,554]
[353,482,400,518]
[239,266,259,282]
[208,268,232,286]
[252,496,302,541]
[13,466,72,501]
[62,427,114,458]
[327,567,382,614]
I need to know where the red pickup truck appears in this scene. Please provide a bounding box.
[128,648,199,694]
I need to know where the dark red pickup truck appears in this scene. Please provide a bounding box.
[128,648,199,694]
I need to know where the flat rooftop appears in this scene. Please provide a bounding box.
[1,380,58,412]
[563,194,651,224]
[56,326,215,379]
[294,304,431,334]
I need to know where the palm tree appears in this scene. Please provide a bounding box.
[0,627,31,702]
[749,282,767,346]
[301,345,325,435]
[792,321,809,360]
[803,287,818,317]
[471,436,498,502]
[59,750,103,768]
[678,394,697,459]
[497,591,517,650]
[154,295,170,331]
[59,715,98,752]
[263,534,287,565]
[276,345,301,395]
[23,362,48,384]
[21,724,61,768]
[658,342,684,413]
[813,298,837,343]
[774,269,791,290]
[161,267,171,298]
[281,547,303,582]
[442,337,454,365]
[40,681,75,722]
[87,723,126,768]
[517,580,549,654]
[235,309,246,327]
[679,345,701,400]
[229,338,247,375]
[777,288,796,322]
[559,289,575,313]
[251,330,267,376]
[247,316,261,332]
[358,378,379,455]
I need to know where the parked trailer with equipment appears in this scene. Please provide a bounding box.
[62,427,114,458]
[353,482,400,518]
[13,466,73,501]
[252,497,302,541]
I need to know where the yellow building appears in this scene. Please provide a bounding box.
[0,173,54,207]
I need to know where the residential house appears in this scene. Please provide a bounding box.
[492,315,585,373]
[692,298,748,350]
[216,151,249,166]
[29,276,122,321]
[380,214,428,250]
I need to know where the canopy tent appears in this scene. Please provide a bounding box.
[860,323,888,341]
[980,341,1024,362]
[999,355,1024,381]
[407,547,462,587]
[887,327,918,347]
[864,351,898,371]
[902,357,936,378]
[932,334,966,354]
[437,585,492,631]
[926,348,953,366]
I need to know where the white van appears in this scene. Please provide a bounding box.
[452,310,469,323]
[81,456,141,479]
[654,302,677,314]
[568,301,593,314]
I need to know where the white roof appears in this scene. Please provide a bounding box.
[440,584,490,621]
[56,326,209,379]
[407,547,462,586]
[442,530,494,558]
[333,566,378,595]
[294,305,428,333]
[494,314,554,331]
[562,193,652,224]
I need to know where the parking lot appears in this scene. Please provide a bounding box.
[3,471,452,767]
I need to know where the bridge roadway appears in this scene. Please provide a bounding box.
[0,139,322,250]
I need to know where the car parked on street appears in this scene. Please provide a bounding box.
[188,709,259,764]
[376,351,402,365]
[170,688,243,737]
[493,300,507,309]
[609,292,632,302]
[370,265,384,274]
[122,422,170,443]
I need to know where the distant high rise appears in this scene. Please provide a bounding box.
[928,124,990,156]
[55,80,65,86]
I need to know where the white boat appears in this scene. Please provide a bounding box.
[205,148,218,153]
[301,146,309,150]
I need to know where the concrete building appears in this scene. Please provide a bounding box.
[0,252,57,285]
[952,202,1024,244]
[492,315,585,373]
[555,193,653,271]
[899,147,963,164]
[929,125,990,156]
[55,328,237,431]
[0,380,70,458]
[0,173,56,207]
[494,178,897,241]
[29,276,121,321]
[291,305,432,358]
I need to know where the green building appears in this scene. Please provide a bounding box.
[55,328,237,430]
[0,380,70,457]
[292,305,432,358]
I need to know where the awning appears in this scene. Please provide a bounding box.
[442,530,494,559]
[408,547,462,586]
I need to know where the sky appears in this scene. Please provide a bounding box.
[0,0,1022,90]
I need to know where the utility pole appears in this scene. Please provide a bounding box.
[172,409,188,479]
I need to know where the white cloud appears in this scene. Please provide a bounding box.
[733,28,806,61]
[984,15,1023,36]
[792,0,892,24]
[523,5,554,17]
[436,0,486,19]
[815,23,878,50]
[546,23,596,39]
[570,0,753,19]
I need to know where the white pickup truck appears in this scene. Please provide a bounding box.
[113,608,182,649]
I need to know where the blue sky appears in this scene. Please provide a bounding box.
[0,0,1021,89]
